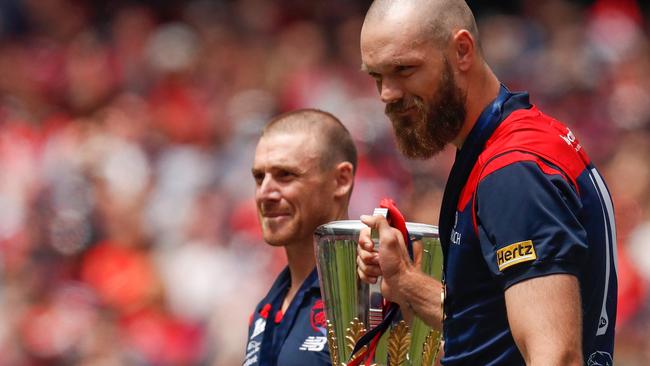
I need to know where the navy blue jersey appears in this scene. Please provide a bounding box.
[243,267,331,366]
[441,91,617,365]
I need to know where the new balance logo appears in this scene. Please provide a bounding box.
[243,341,260,366]
[299,336,327,352]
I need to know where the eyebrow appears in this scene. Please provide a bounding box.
[360,64,381,78]
[251,164,305,176]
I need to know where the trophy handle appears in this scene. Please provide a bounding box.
[368,208,388,328]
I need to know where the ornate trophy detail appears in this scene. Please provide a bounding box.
[387,320,411,366]
[327,320,341,366]
[315,219,443,366]
[421,330,442,366]
[346,318,368,358]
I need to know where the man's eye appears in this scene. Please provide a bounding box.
[253,174,264,185]
[396,65,414,75]
[276,171,296,181]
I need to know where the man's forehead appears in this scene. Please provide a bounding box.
[259,130,318,147]
[360,29,430,71]
[361,17,421,44]
[254,132,320,166]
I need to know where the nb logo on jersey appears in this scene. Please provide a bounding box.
[496,240,537,271]
[243,340,261,366]
[299,336,327,352]
[243,355,258,366]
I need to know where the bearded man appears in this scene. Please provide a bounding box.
[356,1,617,365]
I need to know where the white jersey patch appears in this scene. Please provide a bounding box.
[251,318,266,339]
[299,336,327,352]
[243,340,261,366]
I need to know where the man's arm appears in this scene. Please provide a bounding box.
[357,215,443,329]
[505,273,583,366]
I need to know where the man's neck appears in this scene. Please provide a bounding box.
[281,242,316,312]
[282,209,349,312]
[453,66,501,149]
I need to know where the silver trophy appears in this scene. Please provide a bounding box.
[314,217,443,366]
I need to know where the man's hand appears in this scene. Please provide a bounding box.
[356,214,444,329]
[356,214,413,304]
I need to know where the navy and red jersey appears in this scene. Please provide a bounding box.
[243,267,330,366]
[441,89,617,365]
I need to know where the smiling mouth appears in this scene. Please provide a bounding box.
[389,106,416,117]
[263,213,289,218]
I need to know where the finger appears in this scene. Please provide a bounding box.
[357,267,378,284]
[360,214,387,229]
[374,217,405,248]
[357,244,379,264]
[361,214,404,250]
[358,231,376,252]
[357,255,382,277]
[358,227,374,251]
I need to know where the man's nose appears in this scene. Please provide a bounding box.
[257,175,281,201]
[380,79,404,104]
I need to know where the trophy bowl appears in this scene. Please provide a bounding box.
[314,220,442,366]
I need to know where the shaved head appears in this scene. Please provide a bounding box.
[360,0,483,159]
[262,109,358,174]
[360,0,503,159]
[364,0,479,49]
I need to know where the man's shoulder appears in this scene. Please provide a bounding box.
[487,106,574,155]
[478,106,590,180]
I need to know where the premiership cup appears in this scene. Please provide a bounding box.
[314,220,443,366]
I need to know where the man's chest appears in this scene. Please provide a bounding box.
[244,297,330,366]
[443,202,500,310]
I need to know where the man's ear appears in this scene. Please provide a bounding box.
[333,161,354,198]
[452,29,476,72]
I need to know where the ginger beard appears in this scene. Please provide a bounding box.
[386,58,466,159]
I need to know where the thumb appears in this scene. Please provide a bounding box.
[361,214,405,251]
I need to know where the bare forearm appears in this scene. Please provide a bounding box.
[392,268,444,330]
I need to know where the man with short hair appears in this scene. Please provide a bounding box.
[356,1,617,365]
[244,109,357,366]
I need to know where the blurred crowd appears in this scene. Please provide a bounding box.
[0,0,648,365]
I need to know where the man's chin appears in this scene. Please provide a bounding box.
[261,225,295,246]
[388,115,415,130]
[262,234,289,247]
[396,138,444,159]
[400,149,439,160]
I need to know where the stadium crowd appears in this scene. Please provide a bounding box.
[0,0,648,365]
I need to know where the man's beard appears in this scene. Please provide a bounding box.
[385,59,466,159]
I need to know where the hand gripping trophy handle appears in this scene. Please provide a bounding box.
[314,206,442,365]
[369,207,388,329]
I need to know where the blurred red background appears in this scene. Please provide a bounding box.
[0,0,648,365]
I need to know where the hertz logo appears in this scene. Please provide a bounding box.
[496,240,537,271]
